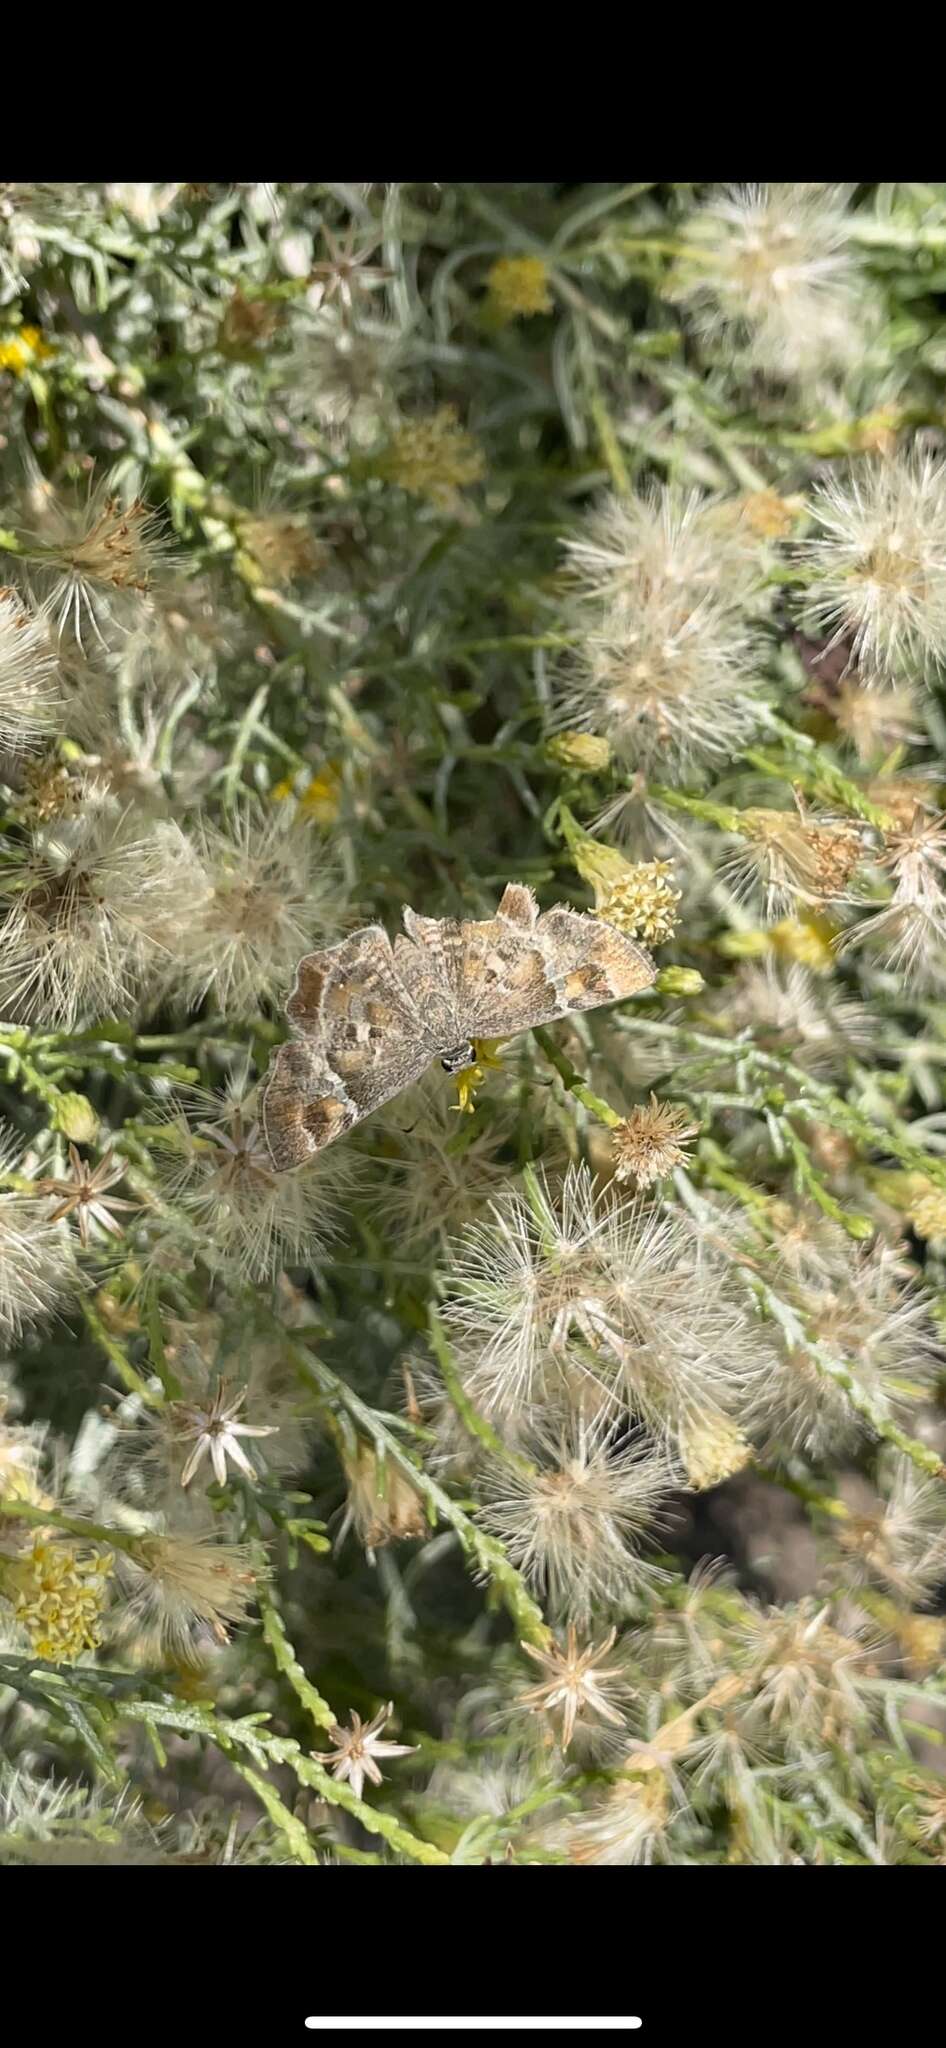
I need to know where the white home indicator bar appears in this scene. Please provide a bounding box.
[304,2022,643,2033]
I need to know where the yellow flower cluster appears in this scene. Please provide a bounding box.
[0,325,54,375]
[485,256,552,323]
[546,732,612,773]
[597,862,681,946]
[377,407,485,505]
[9,1534,112,1664]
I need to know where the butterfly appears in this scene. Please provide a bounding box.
[260,882,655,1170]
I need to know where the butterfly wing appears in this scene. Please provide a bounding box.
[447,883,656,1041]
[261,927,435,1170]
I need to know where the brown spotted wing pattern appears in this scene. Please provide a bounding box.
[261,884,655,1169]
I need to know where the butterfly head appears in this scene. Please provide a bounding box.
[439,1041,476,1075]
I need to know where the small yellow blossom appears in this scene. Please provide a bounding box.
[739,489,805,540]
[451,1039,505,1115]
[769,916,838,973]
[7,1535,112,1663]
[0,325,54,375]
[271,763,343,824]
[545,732,612,773]
[485,255,553,323]
[298,763,343,824]
[377,407,485,506]
[598,863,681,945]
[679,1414,752,1491]
[612,1095,699,1190]
[908,1183,946,1242]
[559,810,680,944]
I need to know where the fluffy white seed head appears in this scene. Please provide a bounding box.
[553,485,766,783]
[160,803,340,1017]
[477,1415,671,1625]
[801,452,946,681]
[0,1128,77,1341]
[0,588,61,757]
[146,1080,348,1281]
[442,1164,773,1462]
[750,1230,937,1461]
[0,799,200,1028]
[668,183,869,386]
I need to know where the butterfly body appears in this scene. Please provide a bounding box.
[261,883,655,1170]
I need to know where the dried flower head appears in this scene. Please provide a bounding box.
[112,1531,256,1667]
[20,472,174,647]
[0,588,60,756]
[337,1439,428,1556]
[565,1767,673,1865]
[751,1229,937,1460]
[517,1625,631,1750]
[841,808,946,989]
[706,961,874,1077]
[0,1134,76,1343]
[37,1144,138,1251]
[739,1597,877,1752]
[832,678,921,763]
[611,1096,699,1190]
[148,1083,343,1281]
[321,1702,417,1801]
[801,450,946,681]
[725,805,867,919]
[309,223,391,315]
[668,184,868,385]
[175,1380,278,1490]
[834,1461,946,1606]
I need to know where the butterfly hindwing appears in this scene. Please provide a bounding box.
[262,928,434,1168]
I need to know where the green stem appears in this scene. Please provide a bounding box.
[428,1308,537,1478]
[257,1582,336,1735]
[532,1026,623,1128]
[283,1335,550,1649]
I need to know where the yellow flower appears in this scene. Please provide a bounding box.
[485,256,553,323]
[770,916,838,973]
[545,732,612,773]
[451,1039,505,1115]
[908,1183,946,1242]
[679,1414,752,1491]
[6,1534,112,1663]
[298,763,343,825]
[738,489,805,540]
[597,863,680,945]
[558,807,680,943]
[0,325,54,376]
[377,407,485,506]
